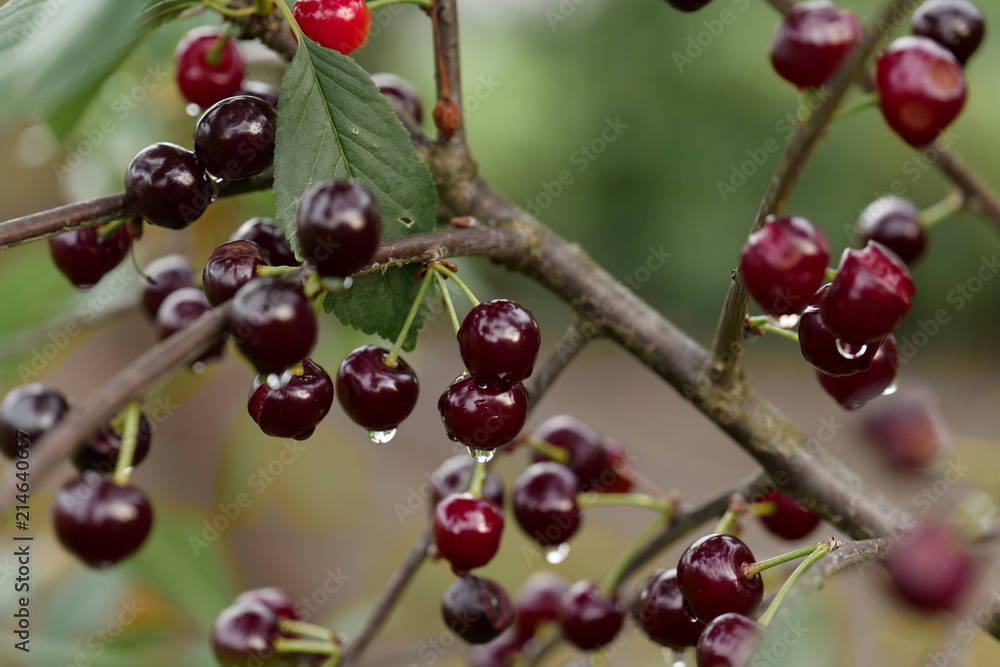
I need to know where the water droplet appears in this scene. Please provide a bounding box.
[367,428,397,443]
[766,314,799,329]
[190,361,206,375]
[342,277,354,290]
[835,339,868,360]
[185,103,202,117]
[467,447,494,463]
[882,382,898,397]
[544,542,571,564]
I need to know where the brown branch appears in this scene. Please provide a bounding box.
[935,149,1000,233]
[226,1,298,61]
[429,0,466,148]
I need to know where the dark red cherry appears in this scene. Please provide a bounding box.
[633,568,706,650]
[442,576,514,645]
[512,462,581,547]
[885,523,975,612]
[335,345,419,433]
[203,240,270,306]
[858,196,926,265]
[738,215,830,318]
[820,242,914,344]
[248,359,334,440]
[912,0,985,65]
[296,179,381,278]
[817,336,898,411]
[677,533,763,624]
[557,581,624,651]
[230,217,298,267]
[696,613,766,667]
[372,73,423,124]
[194,95,277,180]
[863,394,949,471]
[175,28,245,108]
[49,225,131,289]
[234,588,299,620]
[125,142,218,230]
[758,491,821,540]
[72,414,152,474]
[430,455,505,509]
[798,285,879,376]
[514,571,570,638]
[438,376,527,452]
[457,299,541,390]
[529,415,607,492]
[155,287,226,363]
[229,277,318,375]
[0,384,69,458]
[141,254,193,319]
[770,1,863,89]
[211,601,279,664]
[238,81,279,110]
[663,0,714,12]
[434,493,505,573]
[600,439,634,493]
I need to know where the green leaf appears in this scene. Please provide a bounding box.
[274,38,438,347]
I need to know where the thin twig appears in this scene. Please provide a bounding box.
[523,317,599,410]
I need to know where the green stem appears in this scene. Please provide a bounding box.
[750,500,777,517]
[97,218,128,242]
[385,268,434,366]
[111,401,142,486]
[830,92,879,124]
[468,460,487,498]
[304,270,325,300]
[273,637,339,657]
[522,437,570,464]
[431,263,480,307]
[715,508,742,535]
[279,619,333,640]
[757,542,833,627]
[742,543,821,579]
[599,508,672,597]
[746,318,799,342]
[824,267,838,282]
[256,265,299,277]
[204,22,236,63]
[272,0,304,39]
[434,272,461,334]
[367,0,431,9]
[578,492,671,515]
[920,190,965,228]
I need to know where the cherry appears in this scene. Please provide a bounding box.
[817,336,898,411]
[293,0,372,55]
[798,285,879,376]
[52,471,153,568]
[230,217,298,267]
[141,254,194,319]
[434,493,505,573]
[512,462,581,547]
[237,81,279,110]
[438,376,528,452]
[863,395,948,471]
[820,242,914,344]
[296,179,381,278]
[234,588,299,620]
[335,345,419,433]
[0,384,69,458]
[758,491,821,540]
[677,533,763,624]
[372,73,423,124]
[738,215,830,318]
[229,277,318,375]
[695,612,766,667]
[857,196,927,265]
[125,142,218,230]
[885,523,975,612]
[770,1,863,89]
[49,225,131,289]
[203,240,270,306]
[155,287,226,362]
[430,455,505,509]
[211,601,279,665]
[72,414,152,474]
[467,630,524,666]
[663,0,714,12]
[249,358,334,440]
[601,439,634,493]
[175,28,245,108]
[514,571,570,638]
[529,415,607,492]
[457,299,541,390]
[633,568,706,650]
[442,575,514,645]
[557,581,624,651]
[194,95,277,180]
[911,0,985,65]
[875,36,967,148]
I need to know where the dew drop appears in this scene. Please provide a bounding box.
[185,102,201,117]
[343,277,354,290]
[265,373,284,389]
[544,542,571,564]
[367,428,397,443]
[835,339,868,360]
[882,382,898,397]
[190,361,207,375]
[766,313,799,329]
[467,447,494,463]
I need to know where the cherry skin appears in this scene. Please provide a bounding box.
[770,1,863,89]
[335,345,419,433]
[441,575,514,645]
[433,493,505,573]
[294,0,372,55]
[738,215,830,318]
[863,394,948,471]
[72,414,152,475]
[512,462,582,547]
[677,533,763,624]
[695,612,766,667]
[125,142,218,230]
[557,581,624,651]
[885,523,975,612]
[514,571,569,638]
[0,384,69,458]
[372,72,423,124]
[211,601,280,665]
[230,218,298,267]
[249,358,334,440]
[296,179,381,278]
[529,414,608,492]
[52,470,153,568]
[817,336,898,411]
[601,439,634,493]
[438,376,528,452]
[430,455,505,509]
[758,491,821,540]
[457,299,541,390]
[229,277,318,375]
[820,242,914,345]
[798,285,879,376]
[911,0,985,65]
[203,240,270,306]
[49,225,131,289]
[857,196,927,266]
[156,287,226,363]
[175,28,245,108]
[194,95,277,180]
[875,36,967,148]
[141,255,193,319]
[234,588,299,620]
[633,568,706,650]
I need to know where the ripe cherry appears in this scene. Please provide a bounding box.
[211,601,279,665]
[798,285,879,377]
[194,95,277,180]
[529,414,607,492]
[293,0,372,55]
[758,491,821,540]
[175,28,245,108]
[857,196,927,266]
[677,533,763,623]
[141,255,193,319]
[434,493,505,573]
[513,571,570,638]
[817,336,898,411]
[430,455,505,509]
[770,1,863,89]
[248,358,334,439]
[457,299,541,390]
[296,179,381,278]
[49,225,131,289]
[600,439,634,493]
[234,588,299,620]
[633,568,706,650]
[230,218,298,267]
[203,240,270,306]
[155,287,226,363]
[911,0,985,65]
[125,142,218,230]
[72,414,152,474]
[512,462,581,547]
[885,523,975,612]
[438,376,527,452]
[863,394,949,471]
[372,73,423,124]
[557,581,624,650]
[696,612,766,667]
[229,277,318,375]
[0,383,69,458]
[336,346,419,433]
[442,575,514,645]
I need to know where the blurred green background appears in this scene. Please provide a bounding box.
[2,0,1000,665]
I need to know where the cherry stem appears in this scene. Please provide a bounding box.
[521,437,570,464]
[830,92,879,124]
[385,268,434,367]
[577,492,672,515]
[468,459,487,498]
[617,463,670,500]
[757,540,837,627]
[431,262,480,307]
[824,267,838,282]
[746,318,799,342]
[920,189,965,229]
[599,507,672,597]
[742,542,825,579]
[305,271,325,300]
[367,0,432,9]
[257,265,299,277]
[111,401,142,486]
[273,637,340,657]
[204,23,236,65]
[279,619,334,640]
[271,0,304,39]
[749,500,777,517]
[96,217,127,241]
[433,271,461,334]
[715,507,744,536]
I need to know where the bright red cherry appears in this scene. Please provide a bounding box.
[758,491,821,540]
[434,493,505,573]
[677,533,763,624]
[885,523,976,612]
[293,0,372,55]
[633,568,706,650]
[770,1,863,89]
[816,336,898,411]
[175,28,245,108]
